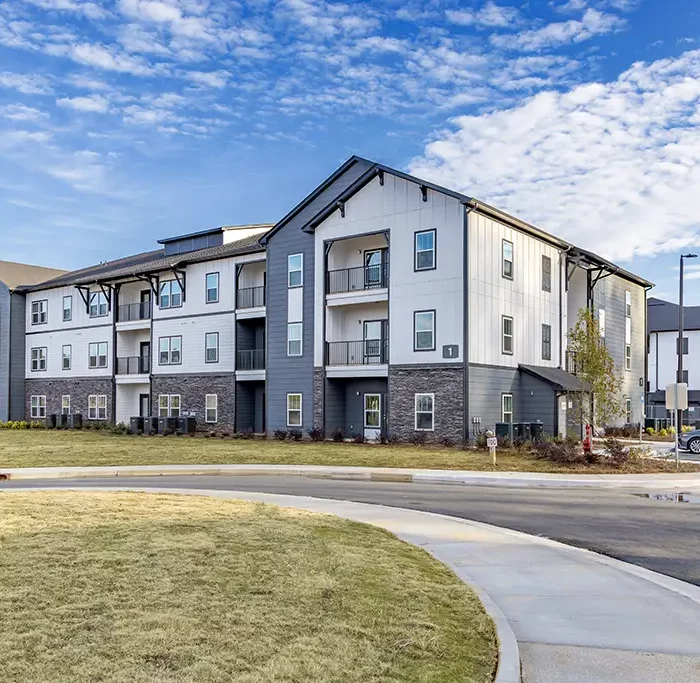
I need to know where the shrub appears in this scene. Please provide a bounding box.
[274,429,288,441]
[659,428,668,437]
[682,425,693,433]
[239,428,255,440]
[353,432,368,444]
[331,428,344,442]
[408,431,428,446]
[603,437,629,467]
[646,427,656,436]
[289,429,303,441]
[307,428,325,442]
[534,437,586,465]
[440,436,456,448]
[107,422,129,436]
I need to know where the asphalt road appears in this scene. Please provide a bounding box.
[3,475,700,586]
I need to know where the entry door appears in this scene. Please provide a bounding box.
[364,250,385,289]
[139,393,150,418]
[140,289,151,318]
[139,341,150,374]
[557,394,567,439]
[364,394,381,441]
[363,321,387,364]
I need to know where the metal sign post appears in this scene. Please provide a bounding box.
[666,383,688,470]
[640,395,644,444]
[485,430,497,467]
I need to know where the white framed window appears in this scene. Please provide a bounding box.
[624,317,631,370]
[288,254,303,288]
[625,290,632,317]
[287,393,302,427]
[598,308,606,339]
[414,229,436,271]
[205,332,219,363]
[88,342,108,369]
[364,394,381,428]
[89,291,108,318]
[158,394,181,418]
[542,324,551,361]
[31,347,47,372]
[61,395,70,415]
[88,395,107,420]
[502,240,513,279]
[502,394,513,423]
[62,344,71,370]
[625,397,632,424]
[30,395,46,418]
[159,279,183,309]
[625,344,631,371]
[414,310,435,351]
[414,393,434,431]
[159,336,182,365]
[502,316,513,355]
[31,299,47,325]
[205,394,218,423]
[62,295,72,322]
[206,272,219,304]
[287,323,302,356]
[542,255,551,293]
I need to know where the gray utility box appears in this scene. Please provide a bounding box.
[130,416,144,434]
[157,417,178,435]
[143,417,159,435]
[57,413,69,428]
[177,416,196,434]
[45,414,57,429]
[69,414,83,429]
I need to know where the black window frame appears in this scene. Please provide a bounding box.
[541,255,552,293]
[413,309,436,352]
[88,341,108,369]
[205,331,219,363]
[158,335,182,365]
[88,291,109,318]
[502,315,514,355]
[542,323,552,361]
[30,346,47,372]
[502,239,513,280]
[62,344,71,370]
[62,295,72,322]
[414,229,436,272]
[31,299,47,325]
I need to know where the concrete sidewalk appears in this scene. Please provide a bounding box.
[3,462,700,489]
[7,485,700,682]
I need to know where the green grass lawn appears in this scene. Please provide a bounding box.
[1,429,699,473]
[0,491,497,683]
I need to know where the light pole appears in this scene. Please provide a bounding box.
[678,253,697,434]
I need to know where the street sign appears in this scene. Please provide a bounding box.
[666,383,688,411]
[486,437,497,449]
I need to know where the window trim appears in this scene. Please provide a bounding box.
[158,336,182,365]
[88,341,108,369]
[205,332,219,364]
[286,393,302,427]
[625,397,632,424]
[61,395,70,415]
[288,253,303,288]
[414,393,435,432]
[30,395,46,419]
[31,299,48,325]
[542,323,552,361]
[287,322,302,357]
[502,393,514,423]
[158,394,181,418]
[541,255,552,293]
[89,291,109,318]
[625,290,632,318]
[363,393,381,429]
[62,344,71,371]
[413,309,436,352]
[625,343,632,371]
[205,272,220,304]
[88,394,108,420]
[502,315,514,355]
[205,394,218,423]
[414,229,436,272]
[62,295,72,322]
[30,346,47,372]
[502,239,514,280]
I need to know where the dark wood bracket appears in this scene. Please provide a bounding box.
[172,268,186,303]
[378,169,384,186]
[420,185,428,202]
[98,283,113,311]
[337,201,345,218]
[135,273,160,304]
[75,285,91,313]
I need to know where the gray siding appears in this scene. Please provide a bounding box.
[468,365,520,435]
[236,381,264,432]
[8,291,26,420]
[519,373,556,435]
[324,377,388,437]
[0,283,9,421]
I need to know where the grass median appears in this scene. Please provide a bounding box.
[0,491,497,683]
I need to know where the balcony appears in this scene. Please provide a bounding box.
[237,349,265,371]
[326,339,389,366]
[116,355,150,376]
[236,285,266,318]
[117,301,151,323]
[327,263,388,295]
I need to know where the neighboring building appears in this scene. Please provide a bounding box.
[0,260,67,422]
[647,296,700,424]
[10,156,652,439]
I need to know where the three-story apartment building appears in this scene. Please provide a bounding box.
[13,155,652,440]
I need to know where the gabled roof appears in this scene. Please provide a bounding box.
[0,260,67,290]
[648,297,700,333]
[520,364,591,392]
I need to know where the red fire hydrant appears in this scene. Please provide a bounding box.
[583,424,592,455]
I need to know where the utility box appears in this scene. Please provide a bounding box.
[69,414,83,430]
[530,422,544,442]
[57,414,68,428]
[177,416,196,434]
[494,422,511,439]
[45,414,56,429]
[157,417,178,435]
[130,417,144,434]
[513,422,532,443]
[143,417,159,435]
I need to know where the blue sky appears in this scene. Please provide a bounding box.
[1,0,699,302]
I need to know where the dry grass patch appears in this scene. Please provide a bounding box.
[0,491,497,683]
[1,430,699,473]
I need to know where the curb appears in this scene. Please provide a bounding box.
[2,463,700,489]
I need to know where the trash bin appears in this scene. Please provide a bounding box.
[157,417,178,435]
[69,413,83,429]
[130,416,144,434]
[177,416,196,434]
[45,414,56,429]
[143,417,159,435]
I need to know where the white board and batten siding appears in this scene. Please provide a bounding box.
[313,173,464,367]
[468,212,562,368]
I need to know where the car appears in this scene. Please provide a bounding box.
[678,429,700,454]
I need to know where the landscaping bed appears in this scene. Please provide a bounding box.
[1,430,699,473]
[0,491,497,683]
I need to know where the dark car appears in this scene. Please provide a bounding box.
[678,429,700,454]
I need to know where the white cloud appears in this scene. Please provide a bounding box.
[21,0,110,20]
[0,103,48,121]
[182,69,229,88]
[57,94,110,112]
[447,2,520,28]
[491,9,625,51]
[0,71,52,95]
[46,42,158,76]
[408,49,700,261]
[118,0,214,41]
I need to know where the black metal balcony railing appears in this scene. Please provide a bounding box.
[237,285,266,309]
[237,349,265,371]
[326,339,389,366]
[566,351,583,376]
[327,263,388,295]
[117,301,151,322]
[116,356,150,375]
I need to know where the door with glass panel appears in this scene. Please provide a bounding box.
[364,250,385,289]
[363,320,387,364]
[364,394,381,441]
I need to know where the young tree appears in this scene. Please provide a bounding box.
[567,308,624,428]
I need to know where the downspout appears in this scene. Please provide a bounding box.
[462,204,473,442]
[559,246,572,369]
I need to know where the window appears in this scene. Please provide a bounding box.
[159,280,183,309]
[502,394,513,423]
[159,336,182,365]
[62,344,71,370]
[683,370,689,384]
[31,299,47,325]
[288,254,303,287]
[502,316,513,355]
[502,240,513,279]
[62,296,72,322]
[414,230,436,271]
[542,255,551,293]
[677,337,689,355]
[624,316,631,370]
[88,395,107,420]
[625,290,632,317]
[542,324,552,361]
[287,393,302,427]
[414,393,434,431]
[598,308,606,339]
[206,272,219,304]
[31,347,47,372]
[287,323,302,356]
[30,395,46,419]
[364,394,380,428]
[625,398,632,425]
[205,394,218,423]
[89,291,108,318]
[205,332,219,363]
[625,344,632,371]
[88,342,108,369]
[61,395,70,415]
[158,394,181,417]
[414,310,435,351]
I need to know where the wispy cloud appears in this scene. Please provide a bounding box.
[447,2,520,28]
[57,94,110,112]
[0,71,53,95]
